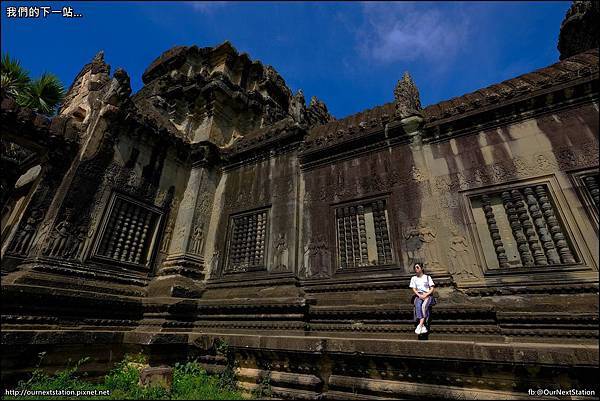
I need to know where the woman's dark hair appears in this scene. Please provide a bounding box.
[413,262,425,271]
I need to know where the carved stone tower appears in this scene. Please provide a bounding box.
[558,0,599,60]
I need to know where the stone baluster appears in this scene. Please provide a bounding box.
[102,200,124,257]
[535,185,576,264]
[237,222,243,266]
[583,175,599,209]
[483,194,510,268]
[343,207,354,267]
[248,214,256,266]
[510,190,541,266]
[111,201,129,260]
[357,206,369,266]
[512,189,546,266]
[524,187,560,264]
[119,204,136,262]
[260,213,266,262]
[256,213,264,265]
[241,216,249,267]
[337,209,347,268]
[135,211,152,265]
[235,217,243,268]
[349,207,361,267]
[372,202,385,265]
[125,205,142,262]
[247,215,253,266]
[501,191,533,266]
[231,222,240,269]
[254,215,259,266]
[378,201,393,264]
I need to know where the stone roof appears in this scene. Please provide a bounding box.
[424,48,598,123]
[131,41,334,147]
[302,48,598,151]
[1,94,80,146]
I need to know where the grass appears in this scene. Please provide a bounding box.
[3,353,248,400]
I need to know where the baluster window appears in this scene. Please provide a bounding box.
[95,194,162,268]
[335,198,393,268]
[225,209,268,273]
[470,183,578,269]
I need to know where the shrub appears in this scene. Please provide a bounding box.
[6,353,247,400]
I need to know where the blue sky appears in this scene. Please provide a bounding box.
[1,1,571,119]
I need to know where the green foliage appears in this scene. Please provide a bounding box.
[251,369,272,400]
[103,361,141,397]
[121,352,149,365]
[172,360,244,400]
[6,354,247,400]
[213,339,239,392]
[214,338,230,356]
[16,73,65,115]
[13,357,99,400]
[0,53,65,115]
[1,53,30,96]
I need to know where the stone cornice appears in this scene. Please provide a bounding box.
[1,95,80,168]
[299,49,599,158]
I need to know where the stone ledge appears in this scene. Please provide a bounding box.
[3,329,595,367]
[328,375,526,400]
[237,367,322,388]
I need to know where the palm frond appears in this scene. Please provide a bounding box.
[17,73,65,115]
[1,53,31,96]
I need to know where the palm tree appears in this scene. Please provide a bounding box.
[17,73,65,115]
[1,53,30,97]
[1,53,65,115]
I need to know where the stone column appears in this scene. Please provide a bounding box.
[149,143,218,297]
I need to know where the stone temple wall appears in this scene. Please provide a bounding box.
[1,3,599,398]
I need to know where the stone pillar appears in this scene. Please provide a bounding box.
[149,143,218,298]
[158,166,206,278]
[401,114,447,276]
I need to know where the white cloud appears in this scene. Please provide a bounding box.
[357,2,472,64]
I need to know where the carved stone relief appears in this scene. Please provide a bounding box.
[448,231,479,280]
[271,176,294,200]
[402,221,441,268]
[186,175,213,256]
[303,161,430,206]
[188,224,205,255]
[44,209,75,257]
[434,142,598,193]
[6,169,61,258]
[210,250,220,275]
[271,233,289,273]
[302,235,331,279]
[160,224,174,253]
[159,194,180,254]
[7,208,45,256]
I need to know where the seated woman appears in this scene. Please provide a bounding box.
[409,262,435,335]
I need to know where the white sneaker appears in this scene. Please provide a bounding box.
[415,324,422,334]
[420,326,428,334]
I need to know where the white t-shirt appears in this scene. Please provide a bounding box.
[409,274,435,294]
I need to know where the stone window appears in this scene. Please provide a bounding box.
[571,170,599,227]
[225,209,268,273]
[469,183,578,269]
[93,193,162,268]
[335,199,393,268]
